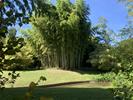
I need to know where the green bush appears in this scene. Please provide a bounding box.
[113,71,133,100]
[89,38,133,100]
[4,57,42,70]
[4,58,32,70]
[113,38,133,72]
[96,72,116,82]
[89,38,133,72]
[112,38,133,100]
[88,44,116,71]
[3,41,42,70]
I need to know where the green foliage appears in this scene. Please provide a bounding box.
[22,0,92,69]
[1,28,31,70]
[89,38,133,72]
[0,72,8,89]
[119,26,133,39]
[21,25,48,67]
[96,72,116,82]
[0,0,48,70]
[89,38,133,100]
[7,71,20,87]
[113,71,133,100]
[108,39,133,99]
[88,44,115,71]
[88,17,118,71]
[88,34,133,100]
[114,38,133,71]
[92,17,115,45]
[0,27,25,86]
[0,0,36,88]
[0,71,20,88]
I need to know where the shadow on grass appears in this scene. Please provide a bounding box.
[0,87,114,100]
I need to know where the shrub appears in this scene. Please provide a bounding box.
[3,58,32,70]
[88,44,116,71]
[111,38,133,99]
[89,38,133,72]
[96,72,116,82]
[113,71,133,100]
[113,38,133,72]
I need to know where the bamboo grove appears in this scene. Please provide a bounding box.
[23,0,92,69]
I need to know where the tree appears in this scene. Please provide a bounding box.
[117,0,133,44]
[24,0,92,69]
[88,17,118,71]
[21,26,47,67]
[91,17,115,45]
[0,0,37,87]
[119,25,133,40]
[115,38,133,71]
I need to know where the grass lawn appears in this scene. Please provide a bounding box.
[1,68,114,100]
[3,68,104,87]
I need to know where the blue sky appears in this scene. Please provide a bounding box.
[87,0,128,32]
[22,0,128,33]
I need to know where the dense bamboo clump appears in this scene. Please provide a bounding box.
[25,0,91,69]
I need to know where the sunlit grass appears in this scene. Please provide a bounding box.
[3,68,105,87]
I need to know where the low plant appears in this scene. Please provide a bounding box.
[113,71,133,100]
[96,72,116,82]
